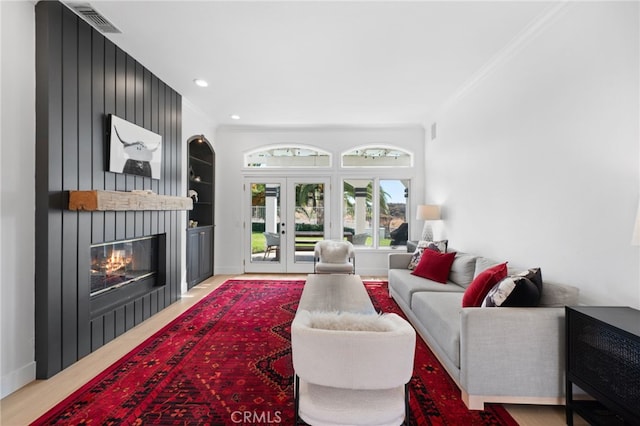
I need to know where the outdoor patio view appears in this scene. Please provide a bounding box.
[250,180,408,262]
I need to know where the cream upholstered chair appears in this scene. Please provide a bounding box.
[292,310,416,426]
[313,240,355,274]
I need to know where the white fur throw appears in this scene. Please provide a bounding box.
[308,311,395,332]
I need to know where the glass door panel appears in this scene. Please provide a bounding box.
[287,180,329,272]
[244,177,330,273]
[245,180,285,273]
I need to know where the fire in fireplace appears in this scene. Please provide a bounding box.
[90,236,158,296]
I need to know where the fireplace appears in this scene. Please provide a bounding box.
[90,234,166,318]
[90,236,159,296]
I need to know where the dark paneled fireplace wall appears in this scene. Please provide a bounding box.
[35,1,182,378]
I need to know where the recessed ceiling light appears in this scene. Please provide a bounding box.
[193,79,208,87]
[230,114,241,120]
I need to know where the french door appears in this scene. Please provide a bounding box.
[244,177,330,273]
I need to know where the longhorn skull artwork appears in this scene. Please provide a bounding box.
[108,114,163,179]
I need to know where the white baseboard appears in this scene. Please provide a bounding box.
[1,361,36,399]
[214,266,244,275]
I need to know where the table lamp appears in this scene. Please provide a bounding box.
[416,204,441,241]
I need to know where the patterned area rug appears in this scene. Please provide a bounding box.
[32,280,517,425]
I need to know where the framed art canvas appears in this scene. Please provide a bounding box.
[108,114,163,179]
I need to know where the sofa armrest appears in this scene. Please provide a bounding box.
[459,307,567,399]
[388,253,413,270]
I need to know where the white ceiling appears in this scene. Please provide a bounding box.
[78,1,554,127]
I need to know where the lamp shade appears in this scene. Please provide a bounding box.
[416,204,441,221]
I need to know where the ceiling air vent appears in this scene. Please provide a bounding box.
[67,3,121,34]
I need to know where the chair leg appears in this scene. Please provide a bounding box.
[404,382,411,426]
[294,374,300,425]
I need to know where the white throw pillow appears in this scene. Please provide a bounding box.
[308,311,395,332]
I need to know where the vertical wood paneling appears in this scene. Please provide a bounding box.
[134,300,143,325]
[150,291,158,316]
[61,6,79,369]
[114,47,126,241]
[124,55,136,239]
[77,20,92,359]
[36,1,183,379]
[115,306,125,336]
[91,317,103,351]
[103,312,115,344]
[91,32,105,244]
[125,302,135,331]
[143,69,152,236]
[35,0,63,378]
[103,41,116,242]
[134,61,145,237]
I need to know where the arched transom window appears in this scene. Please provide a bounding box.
[244,145,331,168]
[341,145,412,167]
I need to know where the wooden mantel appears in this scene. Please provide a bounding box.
[68,190,193,211]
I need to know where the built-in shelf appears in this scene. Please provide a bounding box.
[68,190,193,211]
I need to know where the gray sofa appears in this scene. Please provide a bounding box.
[388,250,580,410]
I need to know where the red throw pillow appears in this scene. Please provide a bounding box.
[462,262,508,307]
[411,250,457,283]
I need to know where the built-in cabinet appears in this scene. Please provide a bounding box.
[187,135,214,288]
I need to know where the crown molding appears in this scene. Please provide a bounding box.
[432,1,574,122]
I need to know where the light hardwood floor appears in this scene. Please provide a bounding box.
[1,274,583,425]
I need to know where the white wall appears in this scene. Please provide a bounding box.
[181,98,217,293]
[426,2,640,307]
[215,125,425,276]
[0,0,37,399]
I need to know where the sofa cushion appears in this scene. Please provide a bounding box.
[407,240,448,269]
[412,292,463,369]
[539,281,579,307]
[473,257,502,278]
[481,272,541,307]
[388,269,464,308]
[448,253,478,289]
[462,262,508,307]
[411,250,457,283]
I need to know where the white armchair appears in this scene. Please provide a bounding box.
[313,240,355,274]
[292,310,416,426]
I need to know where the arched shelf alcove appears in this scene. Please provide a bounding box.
[187,134,214,288]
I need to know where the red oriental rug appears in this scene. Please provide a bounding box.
[32,280,517,426]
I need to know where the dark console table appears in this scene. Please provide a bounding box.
[565,306,640,425]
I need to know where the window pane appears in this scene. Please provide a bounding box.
[380,180,409,247]
[343,179,373,247]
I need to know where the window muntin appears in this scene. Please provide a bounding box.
[245,145,331,168]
